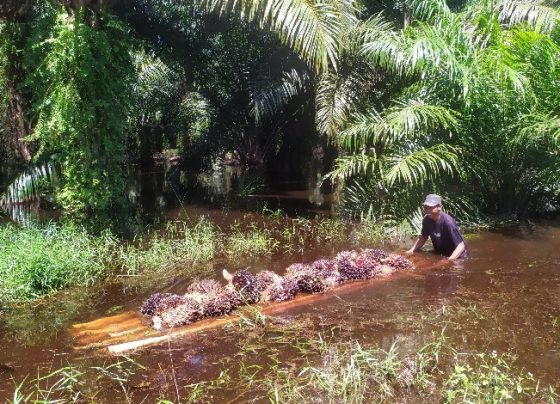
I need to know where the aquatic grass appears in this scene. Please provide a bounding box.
[9,357,147,403]
[225,222,279,257]
[92,356,146,403]
[0,223,115,305]
[236,306,270,329]
[350,218,386,244]
[119,218,216,274]
[10,366,83,403]
[314,219,348,243]
[444,352,538,403]
[299,341,402,403]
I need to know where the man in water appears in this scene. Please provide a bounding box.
[406,194,467,260]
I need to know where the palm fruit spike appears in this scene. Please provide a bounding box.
[311,259,341,287]
[360,248,390,262]
[255,270,282,292]
[383,254,413,271]
[202,289,241,317]
[335,250,371,281]
[285,263,326,294]
[156,295,203,328]
[156,294,187,312]
[186,279,222,295]
[352,252,380,278]
[224,269,261,304]
[140,292,172,316]
[267,277,298,301]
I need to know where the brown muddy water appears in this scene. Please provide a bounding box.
[1,214,560,402]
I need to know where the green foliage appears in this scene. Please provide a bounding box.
[328,0,560,224]
[0,163,55,206]
[445,352,537,403]
[225,222,279,257]
[10,357,146,403]
[25,7,134,210]
[201,0,362,73]
[119,218,217,274]
[0,223,115,305]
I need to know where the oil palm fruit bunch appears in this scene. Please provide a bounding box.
[383,255,413,271]
[335,250,371,280]
[355,249,387,278]
[140,292,173,316]
[187,279,222,295]
[202,289,241,317]
[230,269,261,304]
[285,263,326,293]
[267,277,299,301]
[311,259,341,287]
[157,295,203,327]
[255,270,282,293]
[360,248,389,262]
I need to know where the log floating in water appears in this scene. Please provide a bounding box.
[71,255,440,354]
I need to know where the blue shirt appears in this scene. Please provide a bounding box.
[421,212,467,258]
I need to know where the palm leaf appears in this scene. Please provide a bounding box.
[409,0,451,24]
[315,67,375,137]
[200,0,360,73]
[339,100,459,151]
[0,163,55,207]
[384,143,461,186]
[324,152,379,183]
[250,68,312,124]
[515,112,560,146]
[497,0,560,32]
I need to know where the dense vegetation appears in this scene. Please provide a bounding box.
[1,0,558,216]
[0,0,559,299]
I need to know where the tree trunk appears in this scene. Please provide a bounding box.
[0,0,31,21]
[5,77,32,162]
[1,17,33,163]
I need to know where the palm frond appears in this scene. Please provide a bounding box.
[0,163,55,207]
[315,68,373,137]
[361,16,408,76]
[339,100,459,151]
[516,112,560,146]
[497,0,560,32]
[250,68,311,124]
[384,143,460,186]
[324,152,379,183]
[200,0,360,73]
[132,52,180,99]
[337,110,383,151]
[410,0,451,24]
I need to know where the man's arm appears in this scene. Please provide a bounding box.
[406,235,428,254]
[447,241,465,260]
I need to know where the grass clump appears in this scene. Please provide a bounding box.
[225,222,279,257]
[11,357,146,403]
[444,352,538,403]
[0,223,115,305]
[119,218,216,274]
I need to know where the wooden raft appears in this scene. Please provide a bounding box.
[71,256,439,355]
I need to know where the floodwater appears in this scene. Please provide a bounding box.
[1,168,560,401]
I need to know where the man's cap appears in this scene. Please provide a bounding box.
[423,194,442,207]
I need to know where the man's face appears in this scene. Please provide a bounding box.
[423,204,442,219]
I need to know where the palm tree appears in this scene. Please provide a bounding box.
[199,0,560,219]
